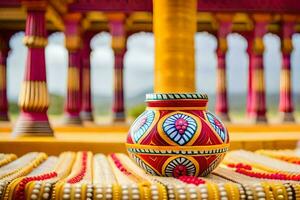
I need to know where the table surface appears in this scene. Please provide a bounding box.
[0,149,300,200]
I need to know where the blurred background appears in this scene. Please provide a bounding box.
[7,31,300,122]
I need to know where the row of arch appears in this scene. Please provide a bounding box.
[6,31,300,117]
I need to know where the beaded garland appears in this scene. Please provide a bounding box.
[0,150,300,200]
[126,93,230,177]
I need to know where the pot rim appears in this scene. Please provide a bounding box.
[145,93,208,102]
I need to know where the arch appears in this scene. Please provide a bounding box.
[227,33,248,119]
[124,32,154,108]
[263,33,281,117]
[195,31,217,111]
[90,32,114,117]
[7,31,26,103]
[46,32,68,97]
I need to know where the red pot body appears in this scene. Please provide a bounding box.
[126,93,229,177]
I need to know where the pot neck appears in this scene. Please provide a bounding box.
[145,93,208,109]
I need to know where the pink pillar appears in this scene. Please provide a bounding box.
[215,19,232,122]
[249,15,270,123]
[64,13,83,125]
[109,14,126,122]
[81,32,94,122]
[13,0,53,136]
[0,34,10,121]
[279,16,296,122]
[244,32,254,117]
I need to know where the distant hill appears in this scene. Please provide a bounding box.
[8,92,300,117]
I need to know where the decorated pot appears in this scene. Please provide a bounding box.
[126,93,230,177]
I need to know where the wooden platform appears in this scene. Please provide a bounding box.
[0,131,299,156]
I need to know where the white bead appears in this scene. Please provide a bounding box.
[87,188,93,193]
[75,188,81,193]
[63,194,70,199]
[152,196,159,200]
[152,190,158,195]
[257,192,266,198]
[189,188,196,193]
[86,192,93,197]
[106,193,112,199]
[221,197,228,200]
[42,193,49,199]
[45,183,51,187]
[63,188,71,193]
[200,188,207,193]
[74,193,81,198]
[131,189,139,194]
[220,191,227,196]
[96,193,103,199]
[34,184,41,189]
[190,193,197,199]
[31,194,38,200]
[44,187,50,192]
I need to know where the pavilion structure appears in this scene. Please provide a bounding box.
[0,0,300,137]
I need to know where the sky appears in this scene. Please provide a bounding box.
[6,31,300,102]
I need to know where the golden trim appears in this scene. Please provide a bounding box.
[280,69,291,91]
[126,143,230,151]
[282,38,293,53]
[67,67,80,91]
[253,37,264,54]
[23,36,48,48]
[19,81,49,112]
[65,35,82,51]
[253,69,265,92]
[0,65,6,90]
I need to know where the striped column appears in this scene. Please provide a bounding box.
[0,35,10,121]
[64,13,83,125]
[81,32,94,122]
[109,14,126,122]
[215,17,232,122]
[279,15,296,122]
[249,15,270,123]
[153,0,197,93]
[13,0,53,136]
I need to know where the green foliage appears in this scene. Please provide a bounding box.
[8,101,19,114]
[48,94,64,115]
[128,103,146,118]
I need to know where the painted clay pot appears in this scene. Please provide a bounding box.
[126,93,230,177]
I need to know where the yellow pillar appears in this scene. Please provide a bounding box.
[153,0,197,93]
